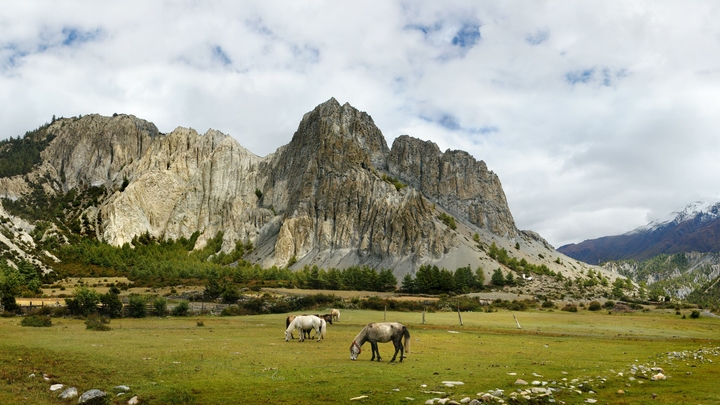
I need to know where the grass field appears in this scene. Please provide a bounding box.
[1,308,719,404]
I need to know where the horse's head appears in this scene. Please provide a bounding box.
[350,341,361,360]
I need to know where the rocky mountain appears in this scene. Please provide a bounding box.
[0,98,621,294]
[558,200,720,264]
[602,251,720,306]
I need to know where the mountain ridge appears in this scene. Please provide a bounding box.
[0,99,620,295]
[559,199,720,264]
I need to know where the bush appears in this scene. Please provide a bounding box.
[561,304,578,312]
[541,300,555,308]
[603,300,616,309]
[21,315,52,327]
[127,294,147,318]
[690,310,701,319]
[588,301,602,311]
[153,296,168,316]
[172,301,190,316]
[85,314,111,331]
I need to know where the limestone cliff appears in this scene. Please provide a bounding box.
[260,98,455,269]
[0,99,569,279]
[387,135,517,238]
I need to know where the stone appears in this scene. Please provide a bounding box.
[128,396,139,405]
[460,398,471,404]
[651,373,666,381]
[350,395,369,400]
[49,384,64,391]
[58,387,78,399]
[515,379,528,385]
[114,385,131,392]
[617,390,625,394]
[78,389,107,404]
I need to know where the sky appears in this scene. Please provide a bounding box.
[3,1,720,248]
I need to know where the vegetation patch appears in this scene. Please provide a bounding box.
[21,315,52,327]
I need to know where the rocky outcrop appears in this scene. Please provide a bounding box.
[387,135,517,237]
[41,114,159,191]
[0,98,529,274]
[263,99,455,267]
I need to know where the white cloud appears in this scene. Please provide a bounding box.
[3,1,720,248]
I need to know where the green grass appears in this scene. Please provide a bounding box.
[1,309,719,404]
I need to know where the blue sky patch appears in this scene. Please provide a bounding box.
[212,46,232,66]
[62,27,103,47]
[565,68,595,85]
[421,113,497,135]
[452,23,481,48]
[526,29,549,45]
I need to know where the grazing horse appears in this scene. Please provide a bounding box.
[320,314,333,325]
[286,314,332,340]
[285,315,326,342]
[331,309,340,321]
[349,322,410,362]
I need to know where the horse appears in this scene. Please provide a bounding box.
[349,322,410,362]
[331,308,340,321]
[285,314,332,340]
[285,315,326,342]
[320,314,333,325]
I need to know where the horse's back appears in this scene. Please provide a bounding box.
[366,322,405,342]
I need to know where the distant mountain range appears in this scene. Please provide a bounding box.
[558,200,720,264]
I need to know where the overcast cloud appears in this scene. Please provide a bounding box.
[3,1,720,248]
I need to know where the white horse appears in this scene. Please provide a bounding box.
[285,315,326,342]
[331,308,340,321]
[349,322,410,362]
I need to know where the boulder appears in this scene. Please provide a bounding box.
[78,389,107,404]
[49,384,64,392]
[58,387,78,399]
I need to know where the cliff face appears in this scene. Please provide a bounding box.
[0,99,530,275]
[387,135,517,238]
[261,99,455,268]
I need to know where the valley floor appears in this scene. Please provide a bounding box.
[1,309,719,404]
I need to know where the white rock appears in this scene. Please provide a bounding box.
[58,387,78,399]
[49,384,64,391]
[128,396,139,405]
[350,396,369,401]
[460,398,471,404]
[651,373,666,381]
[79,389,107,404]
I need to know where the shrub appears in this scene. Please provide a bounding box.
[508,300,527,311]
[66,286,101,316]
[541,300,555,308]
[153,296,168,316]
[603,300,616,309]
[588,301,602,311]
[690,310,701,319]
[172,301,190,316]
[127,294,147,318]
[561,304,578,312]
[85,314,111,331]
[21,315,52,327]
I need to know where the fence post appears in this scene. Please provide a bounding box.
[457,303,463,326]
[384,305,387,322]
[422,309,426,324]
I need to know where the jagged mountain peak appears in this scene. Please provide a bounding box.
[0,99,616,294]
[559,197,720,264]
[628,199,720,235]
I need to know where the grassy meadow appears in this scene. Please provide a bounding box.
[1,308,719,404]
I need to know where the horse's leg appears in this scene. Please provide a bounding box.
[369,342,376,361]
[374,342,382,362]
[390,339,400,362]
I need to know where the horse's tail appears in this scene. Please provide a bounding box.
[320,319,327,339]
[402,326,410,354]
